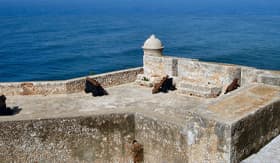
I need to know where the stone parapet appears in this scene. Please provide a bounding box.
[177,58,241,92]
[141,54,242,96]
[199,84,280,162]
[0,67,143,95]
[257,72,280,86]
[0,113,135,163]
[140,54,280,97]
[178,81,222,98]
[0,81,67,96]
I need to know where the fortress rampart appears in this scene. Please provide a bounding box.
[0,35,279,163]
[0,67,143,96]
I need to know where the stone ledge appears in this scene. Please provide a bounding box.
[178,81,222,98]
[192,84,280,162]
[257,73,280,86]
[0,114,135,163]
[0,67,143,96]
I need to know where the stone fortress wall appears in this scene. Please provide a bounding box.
[0,35,279,163]
[0,67,143,96]
[137,35,280,97]
[135,35,280,162]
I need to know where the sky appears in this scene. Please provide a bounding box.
[0,0,279,16]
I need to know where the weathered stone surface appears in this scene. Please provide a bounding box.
[144,55,165,77]
[135,114,189,163]
[21,82,35,95]
[178,81,222,97]
[90,67,143,88]
[163,57,178,77]
[143,55,241,97]
[0,81,67,96]
[177,58,241,90]
[136,111,228,163]
[257,73,280,86]
[144,55,180,78]
[205,84,280,162]
[240,67,261,86]
[230,97,280,162]
[142,54,280,98]
[0,83,205,162]
[241,67,280,87]
[0,83,279,162]
[0,114,135,163]
[0,67,143,96]
[183,112,231,163]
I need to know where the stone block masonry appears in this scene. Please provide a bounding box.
[139,35,280,97]
[0,67,143,96]
[0,114,135,163]
[190,84,280,163]
[0,82,279,163]
[0,35,279,163]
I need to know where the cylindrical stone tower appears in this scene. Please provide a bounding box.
[142,34,164,56]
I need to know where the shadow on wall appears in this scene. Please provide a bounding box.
[0,106,22,116]
[0,95,22,116]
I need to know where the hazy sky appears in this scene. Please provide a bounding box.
[0,0,279,16]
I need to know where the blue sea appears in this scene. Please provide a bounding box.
[0,6,280,82]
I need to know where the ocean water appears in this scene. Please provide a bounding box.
[0,13,279,82]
